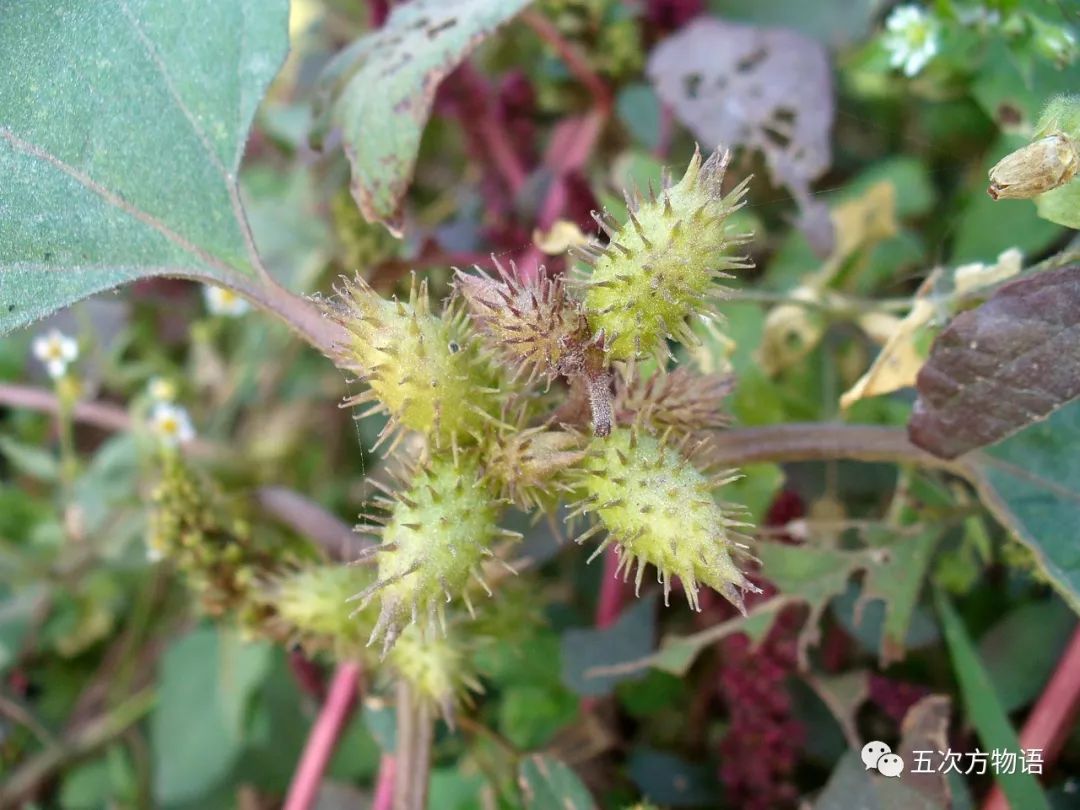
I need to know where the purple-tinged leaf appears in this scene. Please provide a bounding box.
[909,265,1080,459]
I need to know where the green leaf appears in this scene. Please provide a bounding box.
[561,596,656,697]
[972,399,1080,610]
[627,747,720,807]
[517,755,596,810]
[979,598,1076,713]
[316,0,534,233]
[0,435,60,482]
[814,751,944,810]
[935,589,1051,810]
[0,0,289,335]
[1036,181,1080,229]
[151,627,271,805]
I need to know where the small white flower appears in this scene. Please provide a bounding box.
[148,377,178,402]
[146,544,164,563]
[150,402,196,447]
[31,329,79,379]
[203,285,251,317]
[883,5,940,77]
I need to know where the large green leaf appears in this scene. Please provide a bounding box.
[150,627,271,805]
[0,0,289,335]
[316,0,533,233]
[517,755,596,810]
[972,399,1080,610]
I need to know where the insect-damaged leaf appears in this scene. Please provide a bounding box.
[909,265,1080,459]
[314,0,534,235]
[0,0,289,336]
[647,16,835,252]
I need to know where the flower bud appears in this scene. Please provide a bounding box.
[987,133,1079,200]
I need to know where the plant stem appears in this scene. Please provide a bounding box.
[393,680,433,810]
[283,662,363,810]
[373,754,397,810]
[981,627,1080,810]
[0,688,156,805]
[521,10,610,107]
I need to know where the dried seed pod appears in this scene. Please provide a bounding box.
[487,426,586,510]
[616,368,734,434]
[455,261,591,382]
[988,133,1079,200]
[318,274,508,453]
[578,146,753,363]
[568,427,757,612]
[350,454,519,656]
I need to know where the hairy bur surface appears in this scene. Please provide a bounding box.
[579,147,751,363]
[352,455,517,655]
[321,275,507,453]
[570,428,756,612]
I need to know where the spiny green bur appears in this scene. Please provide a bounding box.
[388,624,483,722]
[570,428,756,612]
[354,454,515,655]
[270,564,379,658]
[325,275,506,452]
[580,147,751,362]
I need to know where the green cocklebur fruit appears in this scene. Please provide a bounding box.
[568,427,757,612]
[578,147,752,364]
[351,454,519,655]
[387,623,483,722]
[266,564,379,657]
[320,274,509,453]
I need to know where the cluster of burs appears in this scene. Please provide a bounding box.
[155,148,760,718]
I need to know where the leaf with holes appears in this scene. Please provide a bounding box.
[647,16,835,250]
[314,0,533,234]
[0,0,288,336]
[909,265,1080,459]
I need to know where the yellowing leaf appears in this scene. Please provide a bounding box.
[533,220,589,254]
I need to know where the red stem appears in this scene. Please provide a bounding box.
[373,754,397,810]
[454,64,529,195]
[288,650,326,701]
[521,10,611,108]
[283,662,363,810]
[517,109,608,280]
[981,627,1080,810]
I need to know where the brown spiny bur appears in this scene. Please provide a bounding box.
[454,259,591,383]
[615,368,734,435]
[487,426,586,510]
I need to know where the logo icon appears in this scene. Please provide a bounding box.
[861,741,905,778]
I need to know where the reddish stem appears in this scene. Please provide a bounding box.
[373,754,396,810]
[517,110,608,280]
[981,627,1080,810]
[287,650,326,701]
[453,64,530,196]
[283,662,363,810]
[521,9,611,108]
[367,0,389,27]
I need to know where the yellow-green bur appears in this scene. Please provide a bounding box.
[352,454,517,655]
[388,624,483,722]
[581,148,751,362]
[570,428,755,612]
[270,564,379,658]
[328,276,507,452]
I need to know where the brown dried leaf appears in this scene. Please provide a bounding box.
[909,264,1080,459]
[647,16,834,247]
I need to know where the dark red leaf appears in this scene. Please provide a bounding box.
[909,264,1080,459]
